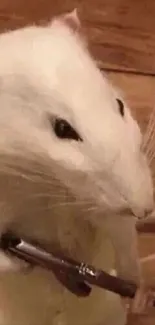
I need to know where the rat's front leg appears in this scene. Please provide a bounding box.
[105,215,155,321]
[126,285,155,324]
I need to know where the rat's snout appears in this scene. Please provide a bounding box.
[124,172,154,221]
[133,207,154,221]
[122,153,154,221]
[133,174,154,220]
[131,198,154,220]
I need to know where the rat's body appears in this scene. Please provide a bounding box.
[0,10,153,325]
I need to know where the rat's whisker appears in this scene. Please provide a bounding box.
[145,133,155,159]
[27,193,69,199]
[26,193,92,207]
[86,206,97,212]
[148,149,155,165]
[0,165,67,190]
[143,126,155,158]
[32,201,94,213]
[143,107,155,150]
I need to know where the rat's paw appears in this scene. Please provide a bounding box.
[123,283,155,324]
[0,250,31,273]
[129,284,155,315]
[123,285,155,325]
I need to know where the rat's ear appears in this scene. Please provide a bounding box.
[61,9,81,32]
[51,9,81,32]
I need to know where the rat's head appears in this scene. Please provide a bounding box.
[0,10,153,222]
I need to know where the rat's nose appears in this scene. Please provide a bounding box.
[136,207,154,220]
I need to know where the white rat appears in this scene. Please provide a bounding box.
[0,9,153,325]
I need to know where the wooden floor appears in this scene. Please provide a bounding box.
[0,0,155,323]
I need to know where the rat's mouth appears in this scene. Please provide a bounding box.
[0,231,139,301]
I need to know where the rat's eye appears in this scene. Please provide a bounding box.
[54,118,82,141]
[116,99,124,117]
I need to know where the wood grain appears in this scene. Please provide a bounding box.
[0,0,155,74]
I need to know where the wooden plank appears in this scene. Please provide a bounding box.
[0,0,155,74]
[137,222,155,233]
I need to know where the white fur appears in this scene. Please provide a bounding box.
[0,12,153,325]
[0,19,153,217]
